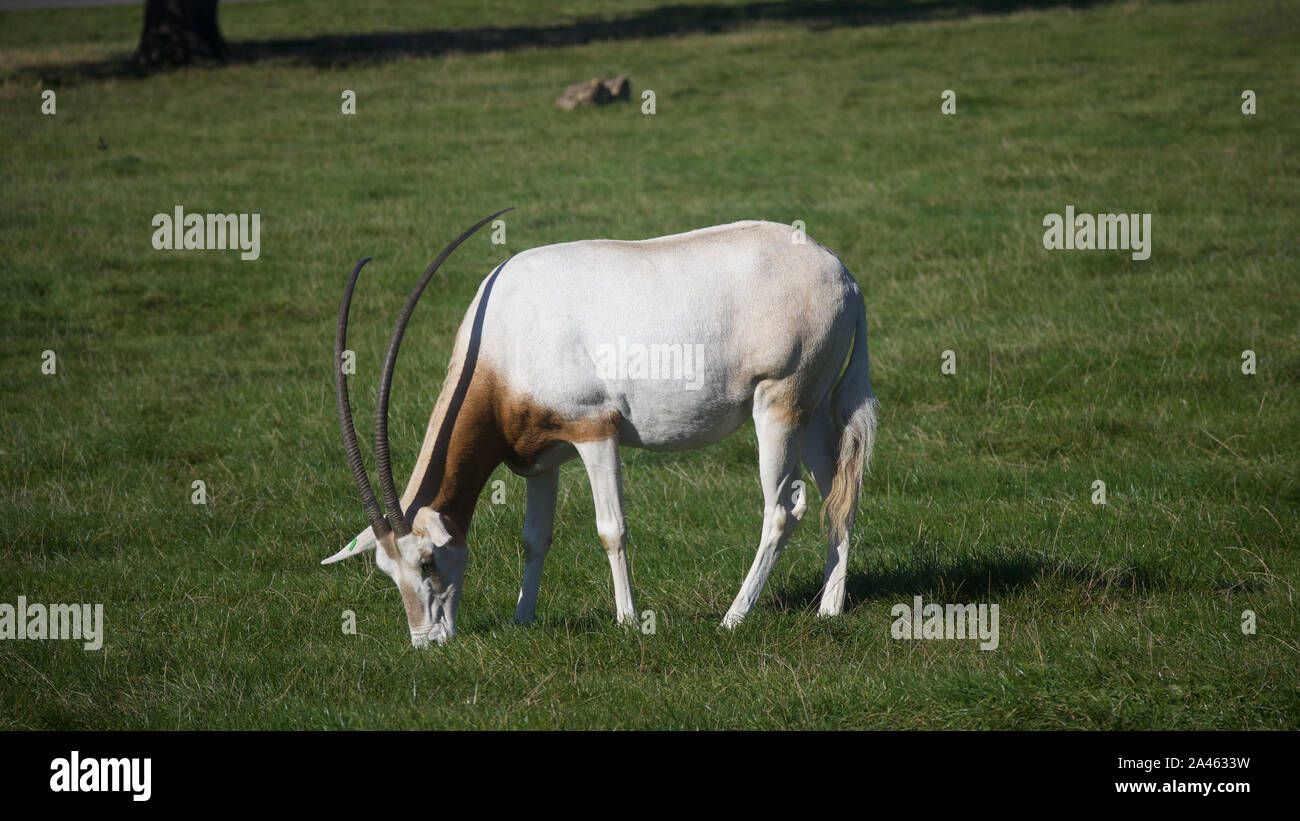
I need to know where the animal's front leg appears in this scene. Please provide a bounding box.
[514,469,559,624]
[574,437,638,625]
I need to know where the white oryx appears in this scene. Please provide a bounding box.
[324,210,878,646]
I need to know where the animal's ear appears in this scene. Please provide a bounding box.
[321,527,378,564]
[415,508,464,547]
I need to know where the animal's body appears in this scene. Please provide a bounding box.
[326,214,878,646]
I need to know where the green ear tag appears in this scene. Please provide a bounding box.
[347,537,358,552]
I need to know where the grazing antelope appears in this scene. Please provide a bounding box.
[324,210,878,646]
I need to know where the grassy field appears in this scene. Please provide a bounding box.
[0,0,1296,729]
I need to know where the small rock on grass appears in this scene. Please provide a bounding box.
[556,75,631,110]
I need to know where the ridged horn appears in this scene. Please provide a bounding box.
[335,257,392,539]
[374,207,515,537]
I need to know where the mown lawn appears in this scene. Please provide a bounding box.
[0,0,1296,729]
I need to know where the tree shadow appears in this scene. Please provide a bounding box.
[25,0,1103,81]
[768,551,1172,613]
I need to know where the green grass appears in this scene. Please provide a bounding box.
[1,0,1297,729]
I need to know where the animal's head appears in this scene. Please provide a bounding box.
[322,208,510,647]
[323,511,467,647]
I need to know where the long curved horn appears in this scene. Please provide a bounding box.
[335,257,392,539]
[374,207,514,537]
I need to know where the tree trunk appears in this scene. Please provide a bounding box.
[133,0,229,72]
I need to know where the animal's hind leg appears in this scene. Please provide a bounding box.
[722,392,805,628]
[804,403,851,617]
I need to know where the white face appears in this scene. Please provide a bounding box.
[371,514,468,647]
[322,510,468,646]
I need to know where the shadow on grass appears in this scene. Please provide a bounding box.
[769,551,1173,613]
[457,551,1174,636]
[26,0,1103,81]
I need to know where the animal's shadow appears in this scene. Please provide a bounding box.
[766,551,1172,614]
[465,552,1173,636]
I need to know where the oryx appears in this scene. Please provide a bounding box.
[323,210,878,646]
